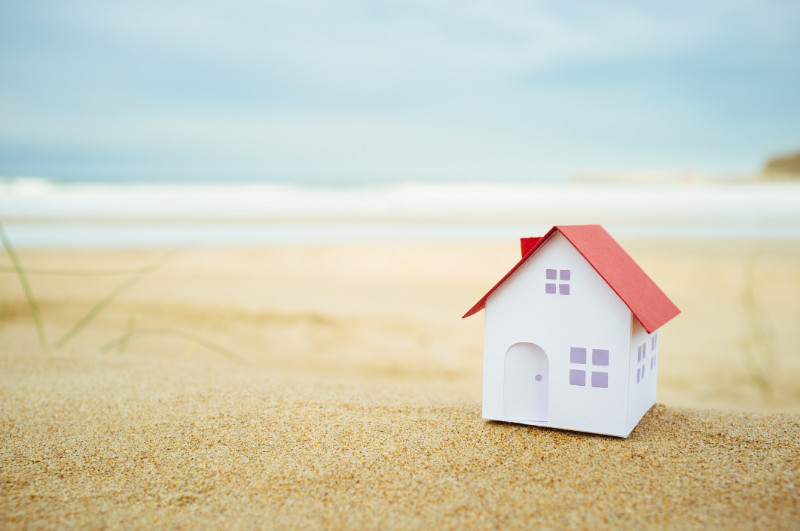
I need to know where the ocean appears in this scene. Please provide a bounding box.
[2,178,800,247]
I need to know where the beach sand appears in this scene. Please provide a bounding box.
[2,240,800,527]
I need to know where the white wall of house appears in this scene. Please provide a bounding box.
[482,231,633,437]
[627,318,658,432]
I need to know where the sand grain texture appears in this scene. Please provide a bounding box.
[2,242,800,528]
[2,348,800,529]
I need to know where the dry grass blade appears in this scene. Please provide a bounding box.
[740,247,777,397]
[117,314,135,355]
[101,327,248,366]
[0,265,174,276]
[54,249,181,348]
[0,221,47,349]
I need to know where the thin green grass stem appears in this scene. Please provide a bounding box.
[0,265,171,276]
[117,314,135,355]
[54,249,180,348]
[740,246,777,398]
[0,222,48,349]
[101,327,247,366]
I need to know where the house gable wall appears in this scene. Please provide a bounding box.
[482,231,633,437]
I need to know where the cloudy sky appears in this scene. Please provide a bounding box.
[1,0,798,182]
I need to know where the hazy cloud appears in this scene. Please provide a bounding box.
[1,0,798,181]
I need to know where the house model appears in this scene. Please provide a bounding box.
[463,225,680,437]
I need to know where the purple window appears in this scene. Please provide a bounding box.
[592,349,609,366]
[650,358,654,369]
[591,371,608,388]
[570,347,587,364]
[569,369,585,386]
[570,346,609,389]
[546,268,570,295]
[637,342,649,384]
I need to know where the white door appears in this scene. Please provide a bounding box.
[503,342,549,422]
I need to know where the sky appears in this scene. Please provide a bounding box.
[1,0,798,183]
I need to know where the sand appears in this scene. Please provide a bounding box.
[2,240,800,528]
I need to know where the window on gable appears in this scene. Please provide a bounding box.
[569,347,608,388]
[546,268,571,295]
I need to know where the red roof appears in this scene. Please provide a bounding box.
[463,225,680,333]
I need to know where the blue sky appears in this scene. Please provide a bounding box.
[1,0,798,182]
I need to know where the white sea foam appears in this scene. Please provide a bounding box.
[1,178,799,246]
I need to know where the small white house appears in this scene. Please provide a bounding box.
[463,225,680,437]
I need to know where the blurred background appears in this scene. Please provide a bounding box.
[1,1,799,413]
[2,0,799,185]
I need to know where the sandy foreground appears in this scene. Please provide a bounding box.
[2,240,800,528]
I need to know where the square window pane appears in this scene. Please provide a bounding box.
[546,268,557,280]
[559,284,570,295]
[569,369,585,386]
[591,371,608,388]
[592,349,609,366]
[545,283,556,294]
[560,269,570,280]
[570,347,587,364]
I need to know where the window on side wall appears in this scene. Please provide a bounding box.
[650,332,658,370]
[637,343,648,383]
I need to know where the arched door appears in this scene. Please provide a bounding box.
[503,342,549,422]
